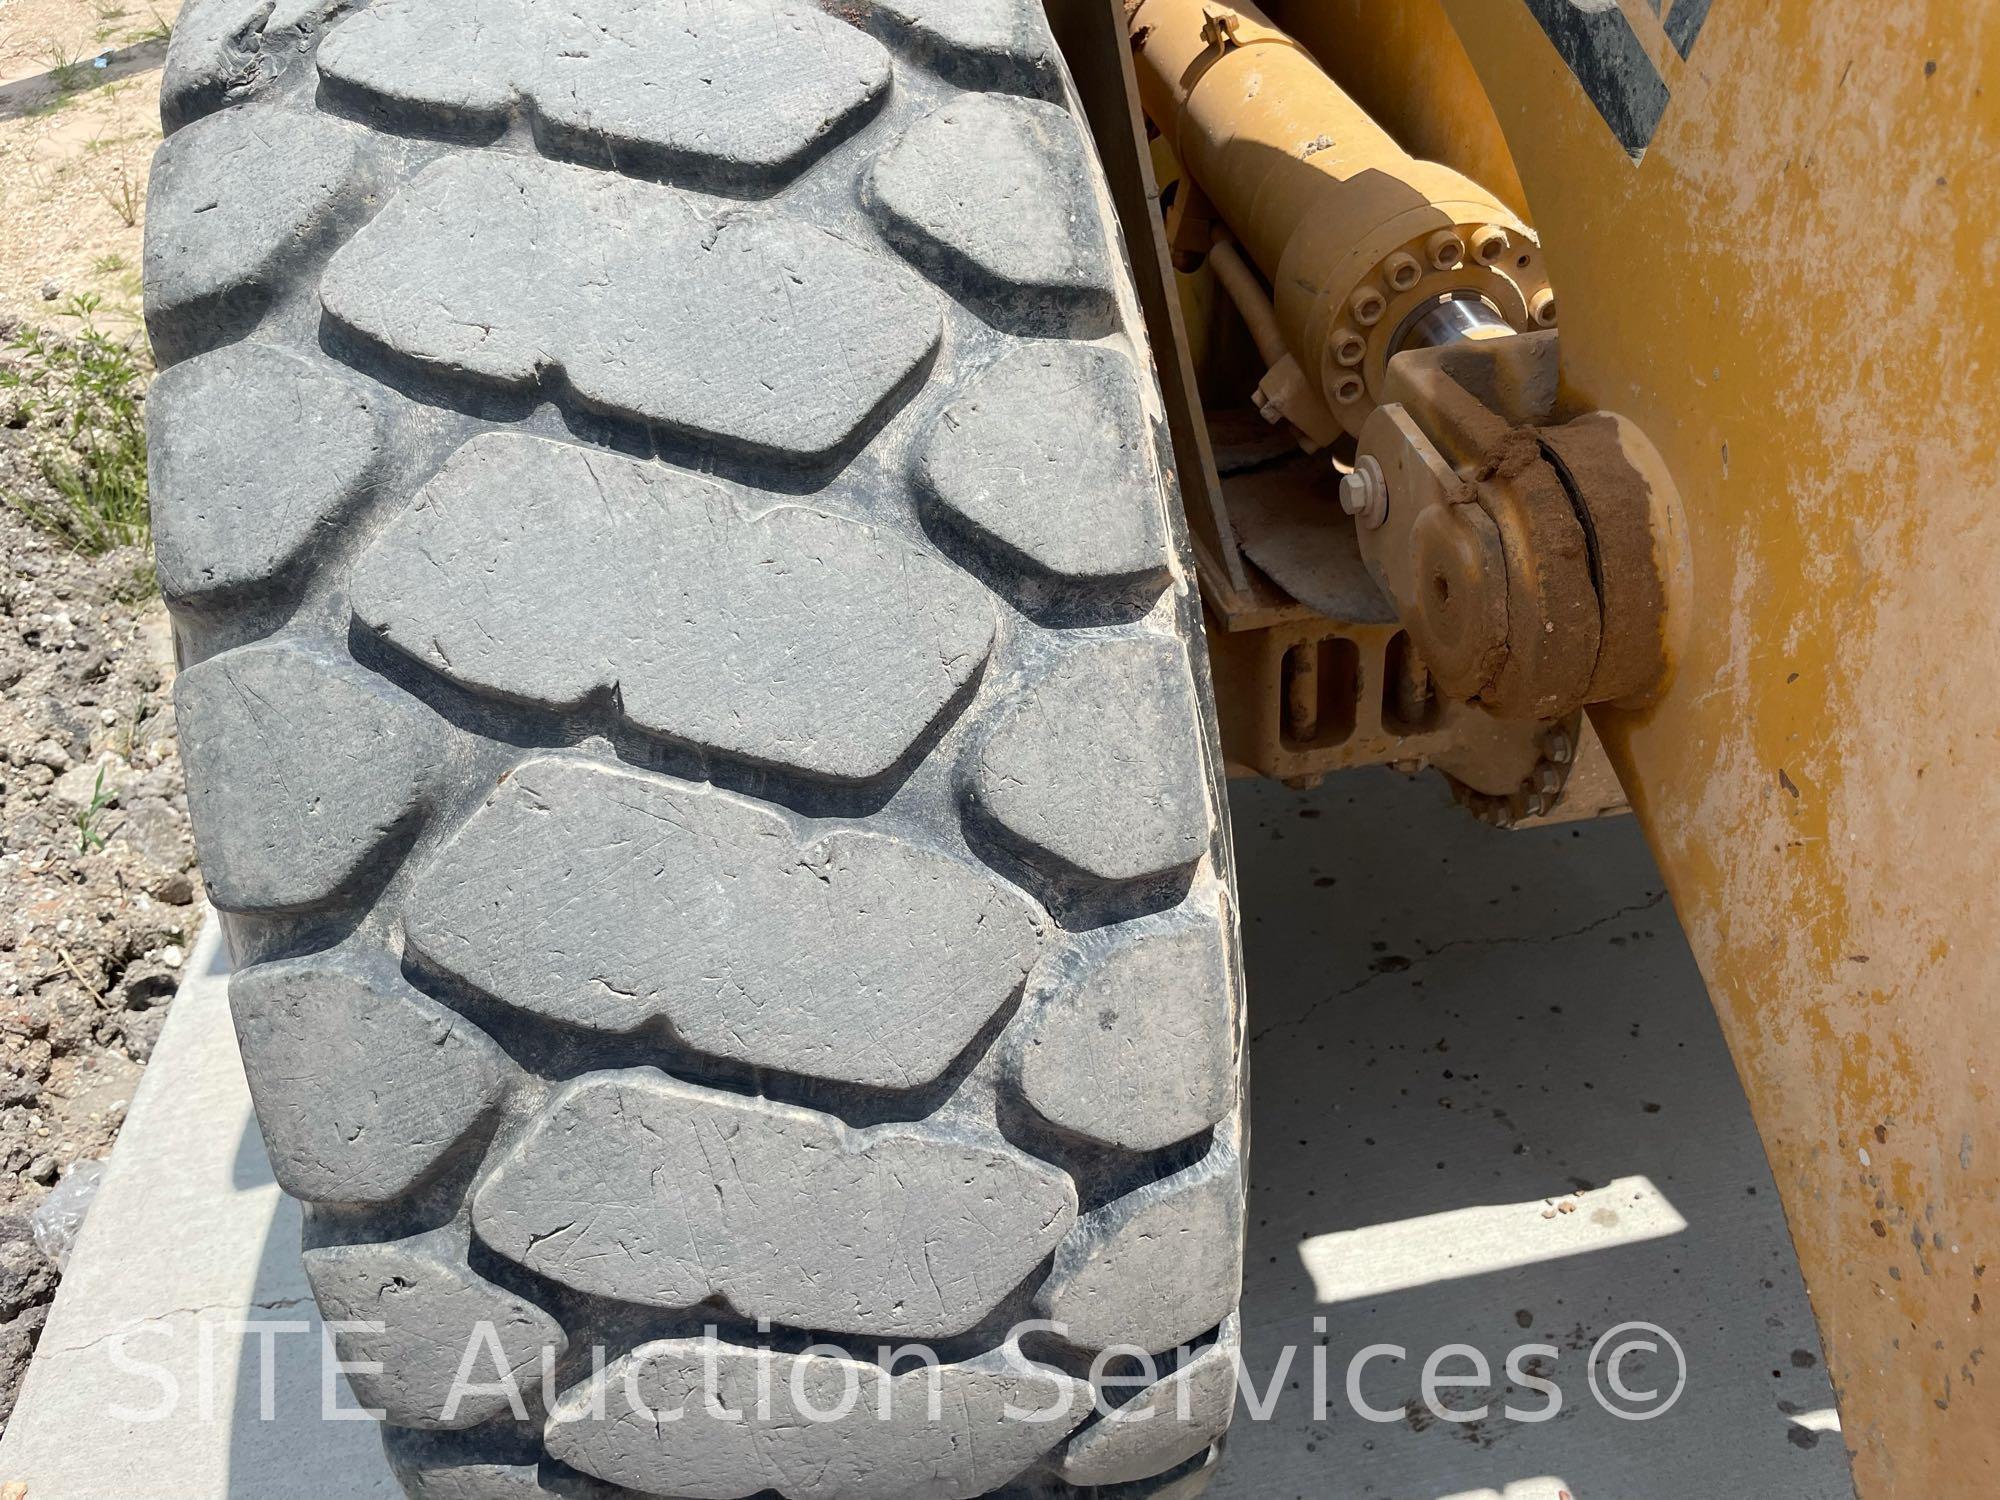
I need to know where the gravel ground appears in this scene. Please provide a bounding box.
[0,483,201,1427]
[0,0,189,1429]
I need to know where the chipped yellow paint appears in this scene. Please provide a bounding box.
[1419,1,2000,1491]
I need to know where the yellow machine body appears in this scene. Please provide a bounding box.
[1086,0,1999,1491]
[1443,4,1998,1490]
[1236,2,1999,1491]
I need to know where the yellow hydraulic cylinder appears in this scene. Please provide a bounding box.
[1129,0,1555,437]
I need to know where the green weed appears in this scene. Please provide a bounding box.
[0,295,151,558]
[95,158,140,226]
[40,41,92,93]
[75,765,115,853]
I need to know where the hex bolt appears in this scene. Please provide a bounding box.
[1470,223,1511,264]
[1543,727,1573,763]
[1333,328,1367,366]
[1427,229,1465,268]
[1332,373,1365,404]
[1339,454,1388,527]
[1350,284,1386,326]
[1531,287,1558,326]
[1384,251,1422,290]
[1535,764,1563,797]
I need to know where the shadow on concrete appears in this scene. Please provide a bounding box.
[1212,769,1855,1499]
[223,1095,395,1496]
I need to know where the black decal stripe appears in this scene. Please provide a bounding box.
[1520,0,1671,158]
[1664,0,1715,59]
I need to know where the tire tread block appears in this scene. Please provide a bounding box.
[475,1071,1077,1339]
[405,756,1042,1089]
[352,432,993,783]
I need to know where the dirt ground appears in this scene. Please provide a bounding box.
[0,502,201,1427]
[0,0,183,333]
[0,0,192,1430]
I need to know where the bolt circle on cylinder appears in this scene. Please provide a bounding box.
[1128,0,1548,446]
[1333,328,1367,366]
[1470,224,1511,264]
[1531,287,1558,326]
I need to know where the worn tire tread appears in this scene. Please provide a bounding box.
[147,1,1245,1495]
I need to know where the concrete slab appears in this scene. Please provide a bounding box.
[0,919,397,1500]
[0,769,1856,1500]
[1211,771,1852,1500]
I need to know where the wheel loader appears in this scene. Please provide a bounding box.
[139,0,1993,1494]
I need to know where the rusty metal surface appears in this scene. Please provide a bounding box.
[1429,1,2000,1490]
[1206,605,1546,794]
[1355,334,1680,722]
[1471,428,1601,718]
[1353,402,1511,700]
[1543,411,1689,706]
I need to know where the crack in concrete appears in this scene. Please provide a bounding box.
[43,1295,315,1358]
[1248,890,1668,1043]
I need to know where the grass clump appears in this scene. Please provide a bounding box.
[40,41,93,94]
[95,158,140,226]
[0,294,151,557]
[132,8,173,44]
[75,765,115,853]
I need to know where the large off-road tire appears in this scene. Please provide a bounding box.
[145,1,1245,1494]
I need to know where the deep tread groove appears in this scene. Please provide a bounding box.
[310,71,515,150]
[521,85,892,201]
[829,0,1065,102]
[960,789,1204,932]
[315,303,949,493]
[916,496,1170,630]
[345,618,988,821]
[395,945,1031,1134]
